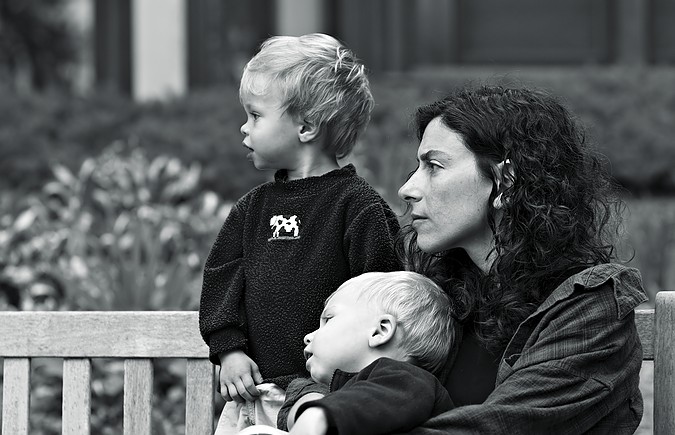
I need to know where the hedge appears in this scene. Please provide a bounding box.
[2,67,674,204]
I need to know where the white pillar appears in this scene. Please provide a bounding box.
[275,0,325,36]
[65,0,95,95]
[132,0,186,101]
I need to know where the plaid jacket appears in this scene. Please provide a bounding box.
[411,264,647,434]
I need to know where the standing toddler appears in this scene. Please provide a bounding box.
[199,33,401,434]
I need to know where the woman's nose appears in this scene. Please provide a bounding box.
[240,121,248,136]
[303,331,314,345]
[398,173,420,202]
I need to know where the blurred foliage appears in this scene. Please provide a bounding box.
[2,68,675,207]
[0,143,230,434]
[621,197,675,302]
[0,0,78,92]
[0,141,231,310]
[0,86,268,202]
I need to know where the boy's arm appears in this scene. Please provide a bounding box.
[344,200,402,275]
[295,359,452,435]
[199,196,250,365]
[277,377,329,430]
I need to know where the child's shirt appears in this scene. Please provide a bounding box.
[199,164,401,388]
[296,358,453,435]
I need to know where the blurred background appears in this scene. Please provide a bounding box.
[0,0,672,433]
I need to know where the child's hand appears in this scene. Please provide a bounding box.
[218,350,264,402]
[288,407,328,435]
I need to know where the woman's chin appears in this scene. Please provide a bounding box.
[416,237,445,255]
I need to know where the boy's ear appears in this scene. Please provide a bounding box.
[298,121,320,143]
[368,314,397,348]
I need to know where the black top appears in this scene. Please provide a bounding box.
[298,358,453,435]
[442,325,499,406]
[199,165,401,388]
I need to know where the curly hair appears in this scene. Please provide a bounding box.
[240,33,374,158]
[398,85,624,355]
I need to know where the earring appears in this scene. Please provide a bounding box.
[493,194,503,210]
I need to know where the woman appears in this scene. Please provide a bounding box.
[398,85,647,433]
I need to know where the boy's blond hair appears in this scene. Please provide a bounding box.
[240,33,373,158]
[332,271,457,375]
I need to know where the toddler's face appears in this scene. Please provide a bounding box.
[239,81,303,171]
[303,286,376,384]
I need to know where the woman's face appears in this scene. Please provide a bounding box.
[398,117,495,263]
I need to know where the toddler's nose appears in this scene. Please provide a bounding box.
[303,332,313,345]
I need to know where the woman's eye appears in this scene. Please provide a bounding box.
[251,113,260,120]
[425,159,443,172]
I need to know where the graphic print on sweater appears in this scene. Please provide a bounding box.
[269,214,301,241]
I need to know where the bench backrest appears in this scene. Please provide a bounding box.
[0,311,214,435]
[1,291,673,434]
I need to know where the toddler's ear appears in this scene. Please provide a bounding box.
[368,314,397,348]
[298,121,320,143]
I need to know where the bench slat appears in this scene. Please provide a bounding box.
[654,292,675,435]
[186,359,215,435]
[2,358,31,435]
[635,309,654,360]
[0,312,208,358]
[62,358,92,435]
[123,359,154,435]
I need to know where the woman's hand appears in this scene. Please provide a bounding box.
[289,407,328,435]
[218,350,263,402]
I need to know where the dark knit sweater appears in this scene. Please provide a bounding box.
[199,165,401,388]
[297,358,453,435]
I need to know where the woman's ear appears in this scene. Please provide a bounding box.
[298,121,320,143]
[368,314,397,348]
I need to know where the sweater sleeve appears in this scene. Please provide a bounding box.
[297,360,452,435]
[344,200,402,275]
[407,282,646,435]
[199,196,249,365]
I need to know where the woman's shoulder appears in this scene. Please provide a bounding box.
[538,264,648,321]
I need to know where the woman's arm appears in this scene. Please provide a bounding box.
[409,281,645,434]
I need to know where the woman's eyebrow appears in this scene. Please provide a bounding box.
[419,150,448,161]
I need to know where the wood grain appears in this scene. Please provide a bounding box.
[636,309,654,360]
[186,358,215,435]
[63,358,92,435]
[123,359,153,435]
[654,292,675,435]
[2,358,31,435]
[0,311,208,357]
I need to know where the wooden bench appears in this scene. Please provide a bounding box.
[0,312,215,434]
[0,291,673,434]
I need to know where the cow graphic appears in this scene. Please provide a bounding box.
[269,215,300,239]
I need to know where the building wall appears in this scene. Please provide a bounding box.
[92,0,675,98]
